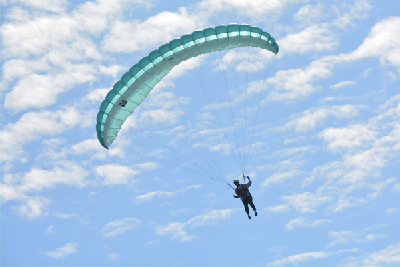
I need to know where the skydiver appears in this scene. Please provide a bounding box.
[233,176,257,220]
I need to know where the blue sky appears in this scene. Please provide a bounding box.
[1,0,400,266]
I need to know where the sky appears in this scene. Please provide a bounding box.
[1,0,400,266]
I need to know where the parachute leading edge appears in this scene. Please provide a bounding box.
[96,24,279,149]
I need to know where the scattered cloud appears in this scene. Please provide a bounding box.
[267,248,359,266]
[100,218,140,237]
[330,80,355,89]
[9,0,67,13]
[46,242,78,259]
[0,107,87,163]
[278,25,337,55]
[327,228,387,248]
[270,246,287,253]
[391,182,400,192]
[101,7,199,53]
[54,213,77,219]
[155,209,235,242]
[96,164,140,186]
[293,3,324,25]
[333,0,372,29]
[1,162,89,219]
[385,208,399,216]
[11,196,51,219]
[264,204,290,214]
[135,184,201,203]
[144,240,160,246]
[284,192,331,212]
[319,124,376,153]
[285,216,331,231]
[108,253,119,260]
[265,16,400,102]
[45,225,55,234]
[280,105,362,132]
[261,170,304,188]
[344,242,400,266]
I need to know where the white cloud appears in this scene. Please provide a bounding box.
[100,218,140,237]
[303,95,400,205]
[320,124,376,152]
[0,107,85,163]
[5,67,96,111]
[46,242,78,259]
[261,170,304,188]
[269,146,312,158]
[345,243,400,266]
[266,16,400,102]
[278,25,337,55]
[362,67,373,78]
[197,0,306,21]
[155,221,195,242]
[391,182,400,192]
[144,240,160,246]
[72,139,105,155]
[293,3,324,25]
[330,80,355,89]
[331,196,368,212]
[135,190,175,204]
[0,161,89,219]
[101,8,199,53]
[83,88,110,102]
[282,192,331,213]
[108,253,119,260]
[211,48,273,73]
[367,177,396,199]
[99,65,126,78]
[349,16,400,69]
[264,204,290,214]
[327,229,387,248]
[10,0,67,13]
[285,216,331,231]
[45,225,55,234]
[333,0,372,29]
[134,162,159,171]
[155,209,235,242]
[267,248,359,266]
[385,208,399,216]
[54,213,77,219]
[1,0,152,111]
[134,184,201,204]
[12,196,51,219]
[96,164,140,186]
[1,162,88,197]
[281,105,361,132]
[270,246,287,253]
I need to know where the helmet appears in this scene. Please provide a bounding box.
[233,179,239,184]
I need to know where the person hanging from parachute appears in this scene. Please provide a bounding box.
[233,175,257,220]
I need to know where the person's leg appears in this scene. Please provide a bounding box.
[242,199,250,214]
[242,199,251,219]
[249,197,257,216]
[249,200,256,211]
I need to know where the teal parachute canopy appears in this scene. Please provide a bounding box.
[96,23,279,149]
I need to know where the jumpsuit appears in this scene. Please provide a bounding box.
[235,180,256,215]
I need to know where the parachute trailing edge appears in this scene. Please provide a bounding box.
[96,24,279,149]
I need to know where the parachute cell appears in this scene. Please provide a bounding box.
[96,24,279,149]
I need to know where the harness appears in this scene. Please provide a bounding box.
[237,184,251,199]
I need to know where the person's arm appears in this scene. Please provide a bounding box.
[233,188,239,198]
[246,177,252,188]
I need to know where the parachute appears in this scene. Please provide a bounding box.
[96,24,279,149]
